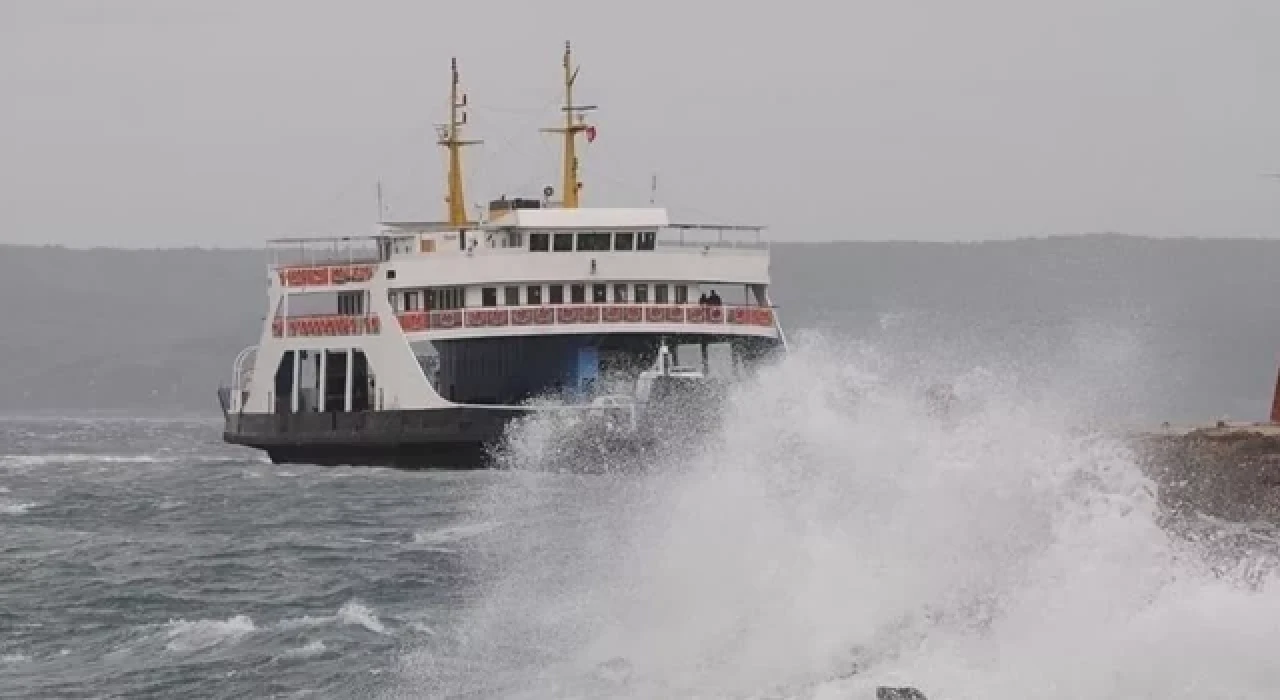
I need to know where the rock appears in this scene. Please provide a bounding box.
[876,688,928,700]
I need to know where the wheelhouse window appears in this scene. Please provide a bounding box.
[614,232,635,251]
[553,233,574,251]
[530,232,550,252]
[634,284,649,303]
[592,284,607,303]
[613,283,628,302]
[576,232,611,251]
[637,231,656,250]
[481,287,498,307]
[504,286,520,306]
[675,285,689,304]
[527,285,543,305]
[654,284,669,304]
[570,284,586,303]
[550,284,565,304]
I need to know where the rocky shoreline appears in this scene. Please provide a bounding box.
[1131,425,1280,522]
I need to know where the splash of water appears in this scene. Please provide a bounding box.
[391,330,1280,699]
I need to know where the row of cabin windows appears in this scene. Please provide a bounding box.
[528,231,657,253]
[337,292,364,315]
[481,283,689,307]
[400,287,465,312]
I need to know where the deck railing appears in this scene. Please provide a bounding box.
[271,303,775,338]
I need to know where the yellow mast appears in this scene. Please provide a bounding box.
[440,57,481,225]
[541,41,595,208]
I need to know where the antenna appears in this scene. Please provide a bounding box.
[650,173,658,205]
[376,180,385,223]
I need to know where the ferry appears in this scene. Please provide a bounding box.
[219,43,787,468]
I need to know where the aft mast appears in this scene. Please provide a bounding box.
[542,41,596,208]
[439,58,481,225]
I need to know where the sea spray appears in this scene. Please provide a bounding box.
[390,330,1280,699]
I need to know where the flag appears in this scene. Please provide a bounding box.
[585,125,597,143]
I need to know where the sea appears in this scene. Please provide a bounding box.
[3,330,1280,699]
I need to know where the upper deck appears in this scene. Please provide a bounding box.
[269,206,771,290]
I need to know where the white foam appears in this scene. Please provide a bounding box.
[164,614,256,653]
[0,454,165,468]
[0,654,29,664]
[0,502,38,515]
[391,330,1280,699]
[338,601,388,635]
[281,640,327,659]
[411,521,504,548]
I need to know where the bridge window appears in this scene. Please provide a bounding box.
[592,284,607,303]
[482,287,498,307]
[550,284,564,304]
[504,286,520,306]
[635,284,649,303]
[577,232,611,251]
[527,285,543,305]
[530,232,550,251]
[675,285,689,304]
[637,231,656,250]
[614,232,634,251]
[570,284,585,303]
[553,233,574,251]
[654,284,669,304]
[613,283,628,302]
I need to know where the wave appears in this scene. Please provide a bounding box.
[280,640,327,659]
[0,454,166,468]
[389,329,1280,699]
[410,521,504,549]
[164,614,256,653]
[0,453,267,468]
[338,600,388,635]
[0,501,39,515]
[276,600,390,637]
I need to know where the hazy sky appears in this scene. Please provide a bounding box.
[4,0,1280,247]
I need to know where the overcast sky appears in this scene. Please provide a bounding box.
[3,0,1280,247]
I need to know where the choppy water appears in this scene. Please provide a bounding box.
[4,335,1280,699]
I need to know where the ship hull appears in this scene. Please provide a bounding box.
[223,407,529,469]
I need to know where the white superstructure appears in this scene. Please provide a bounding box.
[221,43,785,467]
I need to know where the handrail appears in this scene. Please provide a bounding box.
[268,303,777,339]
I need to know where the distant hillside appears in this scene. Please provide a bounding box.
[3,236,1280,422]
